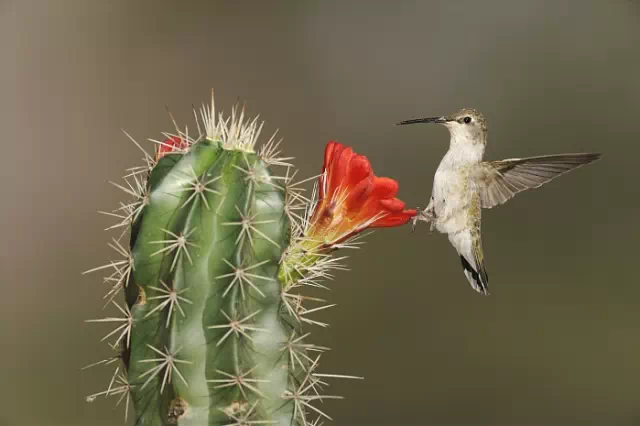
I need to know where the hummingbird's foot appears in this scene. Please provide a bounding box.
[411,208,422,232]
[412,207,435,233]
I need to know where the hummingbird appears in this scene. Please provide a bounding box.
[397,108,601,295]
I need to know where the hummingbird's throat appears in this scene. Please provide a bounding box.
[446,136,486,164]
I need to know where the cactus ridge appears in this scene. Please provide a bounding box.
[85,92,360,426]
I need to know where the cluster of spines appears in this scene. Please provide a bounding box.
[84,91,361,425]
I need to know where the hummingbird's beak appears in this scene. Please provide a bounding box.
[396,116,449,125]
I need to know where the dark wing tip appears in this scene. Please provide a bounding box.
[550,152,602,164]
[581,152,603,163]
[566,152,602,169]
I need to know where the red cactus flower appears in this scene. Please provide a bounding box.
[155,136,189,160]
[307,141,417,245]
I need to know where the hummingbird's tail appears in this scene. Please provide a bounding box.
[460,254,489,295]
[450,229,489,295]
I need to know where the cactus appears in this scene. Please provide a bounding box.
[84,91,416,425]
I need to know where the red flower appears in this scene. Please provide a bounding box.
[155,136,189,160]
[307,141,417,245]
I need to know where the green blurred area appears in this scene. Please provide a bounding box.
[3,0,640,425]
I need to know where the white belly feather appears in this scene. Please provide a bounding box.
[430,155,479,235]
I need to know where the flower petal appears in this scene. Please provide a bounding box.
[379,198,406,212]
[372,210,417,228]
[346,175,373,211]
[330,146,353,194]
[347,155,372,187]
[309,140,416,246]
[371,177,399,200]
[156,136,188,160]
[323,141,340,171]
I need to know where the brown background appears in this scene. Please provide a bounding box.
[4,0,640,425]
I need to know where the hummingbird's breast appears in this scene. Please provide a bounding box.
[431,153,479,235]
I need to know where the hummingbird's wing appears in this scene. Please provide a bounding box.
[473,153,601,209]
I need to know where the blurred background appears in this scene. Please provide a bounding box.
[3,0,640,425]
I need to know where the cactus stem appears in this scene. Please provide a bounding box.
[85,301,133,346]
[168,396,189,423]
[138,344,191,392]
[220,401,271,426]
[208,309,269,346]
[232,162,283,190]
[208,367,269,399]
[149,227,199,271]
[218,258,272,299]
[144,280,193,327]
[87,94,387,423]
[222,206,280,249]
[174,166,222,210]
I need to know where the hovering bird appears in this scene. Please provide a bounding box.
[397,108,600,295]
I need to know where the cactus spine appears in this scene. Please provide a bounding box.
[85,93,357,426]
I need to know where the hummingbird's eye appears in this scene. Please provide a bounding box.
[463,116,472,124]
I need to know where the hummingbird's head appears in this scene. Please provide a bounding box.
[397,108,488,146]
